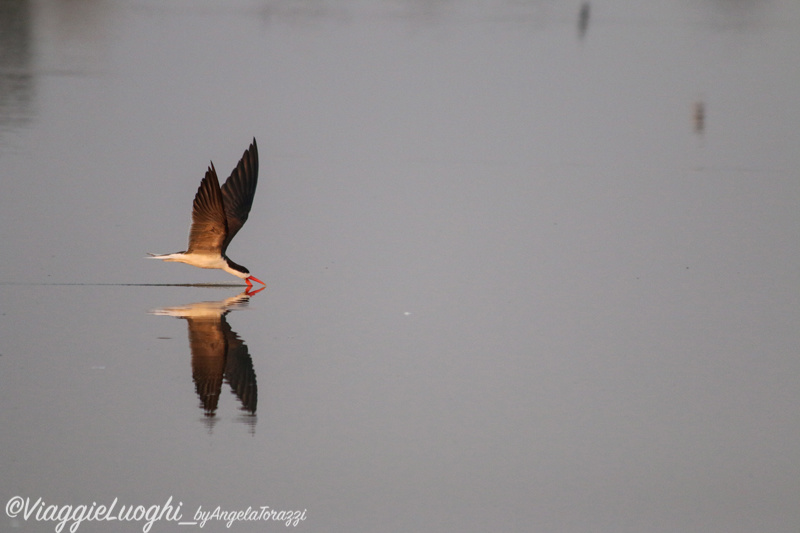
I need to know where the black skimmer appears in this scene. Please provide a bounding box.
[149,139,265,289]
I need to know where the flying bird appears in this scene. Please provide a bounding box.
[149,139,265,288]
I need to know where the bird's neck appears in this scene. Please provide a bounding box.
[222,257,250,279]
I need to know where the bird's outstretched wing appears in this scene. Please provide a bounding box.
[220,138,259,253]
[187,163,228,253]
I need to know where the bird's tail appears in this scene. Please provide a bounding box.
[147,252,186,262]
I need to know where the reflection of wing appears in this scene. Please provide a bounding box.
[222,320,258,414]
[187,316,227,416]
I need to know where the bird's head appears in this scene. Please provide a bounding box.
[224,258,265,286]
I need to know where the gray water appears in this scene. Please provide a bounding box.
[1,1,799,532]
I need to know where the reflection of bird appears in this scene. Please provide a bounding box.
[151,290,262,417]
[149,139,265,289]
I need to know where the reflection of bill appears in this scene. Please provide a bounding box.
[150,288,264,421]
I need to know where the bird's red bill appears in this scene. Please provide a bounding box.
[246,275,265,287]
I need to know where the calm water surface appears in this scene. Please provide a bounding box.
[1,1,799,531]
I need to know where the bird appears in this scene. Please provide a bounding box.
[149,138,265,289]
